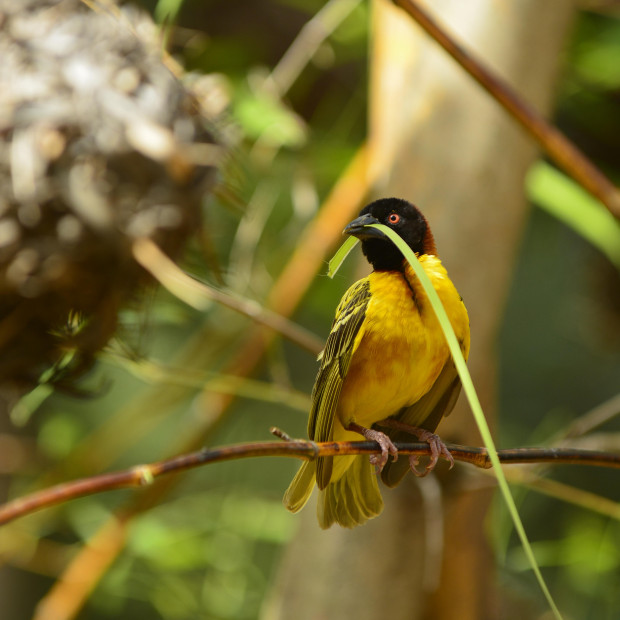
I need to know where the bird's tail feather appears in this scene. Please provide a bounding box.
[283,461,316,513]
[317,455,383,529]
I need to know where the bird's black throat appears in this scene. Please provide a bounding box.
[361,238,407,272]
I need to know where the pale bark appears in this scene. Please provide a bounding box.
[267,1,575,618]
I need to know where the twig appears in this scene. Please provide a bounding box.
[392,0,620,219]
[104,354,312,412]
[266,142,373,314]
[2,438,619,525]
[506,467,620,520]
[560,392,620,440]
[132,237,323,355]
[267,0,362,96]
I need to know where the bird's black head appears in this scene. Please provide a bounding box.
[343,197,436,271]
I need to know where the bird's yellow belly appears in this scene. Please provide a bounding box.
[325,258,468,483]
[335,271,449,436]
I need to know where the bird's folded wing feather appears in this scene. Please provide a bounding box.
[308,278,371,488]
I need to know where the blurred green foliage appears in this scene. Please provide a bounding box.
[527,161,620,270]
[2,2,619,620]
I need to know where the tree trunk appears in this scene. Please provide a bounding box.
[266,1,575,618]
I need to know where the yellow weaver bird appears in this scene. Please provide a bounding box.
[283,197,470,529]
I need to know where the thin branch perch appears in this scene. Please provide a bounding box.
[1,435,618,525]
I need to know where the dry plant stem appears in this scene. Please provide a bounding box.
[34,518,128,620]
[392,0,620,218]
[2,439,619,526]
[266,143,373,315]
[132,237,323,355]
[560,392,620,440]
[506,467,620,521]
[268,0,362,95]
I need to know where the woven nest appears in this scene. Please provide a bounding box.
[0,0,219,396]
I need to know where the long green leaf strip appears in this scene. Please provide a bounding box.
[327,235,360,279]
[329,223,563,620]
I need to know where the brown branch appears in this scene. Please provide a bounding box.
[392,0,620,219]
[2,435,619,525]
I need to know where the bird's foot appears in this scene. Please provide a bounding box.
[378,419,453,477]
[346,422,398,472]
[409,428,453,477]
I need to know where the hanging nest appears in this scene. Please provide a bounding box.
[0,0,220,397]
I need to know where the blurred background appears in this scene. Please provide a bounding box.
[0,0,619,619]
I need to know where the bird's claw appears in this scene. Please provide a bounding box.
[347,422,398,473]
[408,429,453,476]
[408,454,426,477]
[368,430,399,473]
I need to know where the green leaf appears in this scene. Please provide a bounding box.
[527,161,620,271]
[37,412,84,459]
[154,0,186,24]
[327,235,359,278]
[367,222,563,620]
[10,383,53,426]
[572,23,620,89]
[234,90,307,148]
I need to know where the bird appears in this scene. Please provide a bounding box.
[283,197,470,529]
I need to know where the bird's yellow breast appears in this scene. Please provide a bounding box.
[334,255,469,441]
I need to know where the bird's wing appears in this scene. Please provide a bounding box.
[309,278,371,488]
[380,358,463,488]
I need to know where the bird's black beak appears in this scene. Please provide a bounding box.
[343,213,385,240]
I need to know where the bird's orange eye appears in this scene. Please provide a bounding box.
[388,213,400,224]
